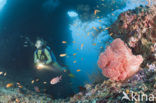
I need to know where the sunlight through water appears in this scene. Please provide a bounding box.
[0,0,6,10]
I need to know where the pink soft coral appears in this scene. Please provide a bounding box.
[98,38,143,81]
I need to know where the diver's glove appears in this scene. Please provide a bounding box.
[36,59,40,63]
[43,61,47,65]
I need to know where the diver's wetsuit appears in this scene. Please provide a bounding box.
[34,47,64,71]
[34,48,52,65]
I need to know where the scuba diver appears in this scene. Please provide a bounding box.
[33,38,74,97]
[34,38,65,71]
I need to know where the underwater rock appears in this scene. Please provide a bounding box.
[98,38,143,81]
[109,5,156,66]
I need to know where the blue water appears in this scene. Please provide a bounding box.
[0,0,6,11]
[65,0,148,92]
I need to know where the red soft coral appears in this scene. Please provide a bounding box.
[98,38,143,81]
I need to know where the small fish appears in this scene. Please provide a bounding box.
[92,43,96,46]
[72,41,76,43]
[31,80,34,84]
[77,69,81,72]
[18,85,23,88]
[87,32,90,36]
[60,54,67,57]
[97,16,100,19]
[73,61,77,63]
[36,79,39,82]
[81,44,84,50]
[17,82,20,85]
[68,73,75,78]
[112,13,114,16]
[43,82,47,84]
[50,75,62,85]
[4,72,7,76]
[24,41,28,44]
[94,10,100,15]
[64,69,67,72]
[34,86,40,92]
[15,99,20,102]
[73,53,77,56]
[126,89,130,94]
[105,27,109,30]
[6,83,13,88]
[110,33,113,36]
[62,41,67,44]
[92,27,98,31]
[0,72,3,75]
[24,45,28,47]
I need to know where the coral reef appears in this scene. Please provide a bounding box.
[0,78,53,103]
[65,69,156,103]
[109,5,156,66]
[98,38,143,81]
